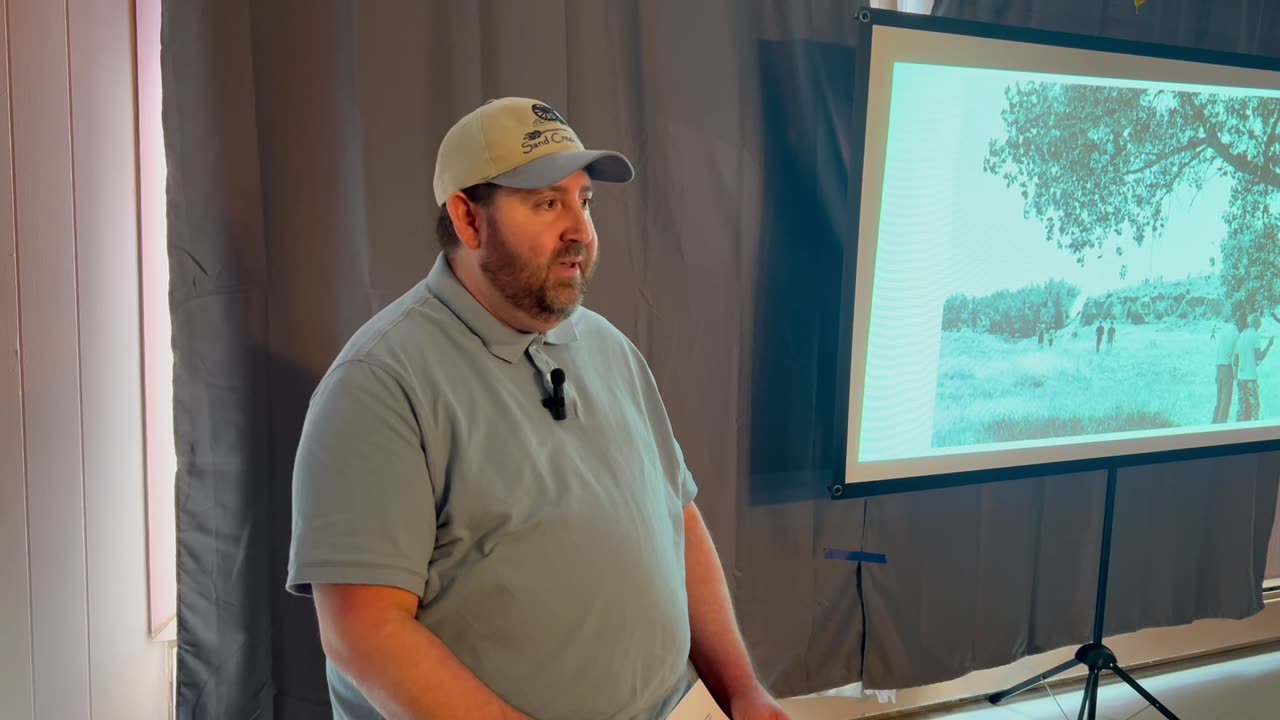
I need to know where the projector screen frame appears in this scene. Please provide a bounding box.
[830,8,1280,500]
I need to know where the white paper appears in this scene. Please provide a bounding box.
[666,679,730,720]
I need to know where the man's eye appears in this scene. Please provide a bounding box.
[542,199,558,210]
[581,197,593,210]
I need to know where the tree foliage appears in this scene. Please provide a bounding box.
[984,82,1280,313]
[1220,179,1280,312]
[943,279,1081,338]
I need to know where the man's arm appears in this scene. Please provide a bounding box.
[313,584,531,720]
[684,503,789,719]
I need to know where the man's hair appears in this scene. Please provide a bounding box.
[435,183,501,254]
[1250,313,1262,329]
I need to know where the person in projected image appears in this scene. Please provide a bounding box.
[1096,320,1105,352]
[285,97,789,720]
[1211,310,1244,424]
[1234,313,1276,422]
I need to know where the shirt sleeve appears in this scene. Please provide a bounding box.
[673,443,699,508]
[287,359,437,598]
[635,356,699,507]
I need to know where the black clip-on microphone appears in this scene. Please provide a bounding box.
[542,367,567,421]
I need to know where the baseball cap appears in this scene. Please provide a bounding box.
[432,97,635,206]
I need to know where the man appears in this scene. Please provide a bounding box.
[287,97,788,720]
[1211,311,1243,423]
[1234,313,1275,421]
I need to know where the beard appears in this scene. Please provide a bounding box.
[478,221,596,324]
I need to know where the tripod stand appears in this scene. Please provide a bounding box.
[988,465,1180,719]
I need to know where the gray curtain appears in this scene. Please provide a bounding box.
[165,0,1277,717]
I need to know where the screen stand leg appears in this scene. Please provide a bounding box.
[987,465,1180,719]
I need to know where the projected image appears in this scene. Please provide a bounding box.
[858,63,1280,463]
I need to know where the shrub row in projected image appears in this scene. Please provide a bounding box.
[857,62,1280,466]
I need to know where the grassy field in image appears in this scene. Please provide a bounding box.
[931,320,1280,448]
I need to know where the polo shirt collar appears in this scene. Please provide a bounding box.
[425,253,580,363]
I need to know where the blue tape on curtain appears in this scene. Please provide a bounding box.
[823,548,888,563]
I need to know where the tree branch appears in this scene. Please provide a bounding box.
[1267,110,1279,143]
[1123,137,1207,176]
[1151,145,1210,204]
[1241,105,1268,148]
[1185,96,1280,190]
[1264,107,1280,173]
[1205,134,1280,189]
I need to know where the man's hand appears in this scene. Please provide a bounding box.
[727,685,791,719]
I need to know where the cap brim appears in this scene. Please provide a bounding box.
[489,150,635,190]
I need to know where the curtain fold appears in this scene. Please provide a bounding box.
[165,1,1277,715]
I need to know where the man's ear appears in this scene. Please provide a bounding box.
[446,192,485,251]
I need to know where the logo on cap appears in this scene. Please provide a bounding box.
[520,128,578,154]
[531,103,568,125]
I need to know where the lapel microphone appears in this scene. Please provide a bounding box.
[542,368,567,421]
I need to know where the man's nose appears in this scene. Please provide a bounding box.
[562,204,591,243]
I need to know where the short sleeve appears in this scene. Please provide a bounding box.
[628,348,699,508]
[671,440,699,507]
[287,360,437,598]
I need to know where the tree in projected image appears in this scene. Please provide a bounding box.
[984,83,1280,315]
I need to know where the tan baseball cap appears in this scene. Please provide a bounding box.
[433,97,635,206]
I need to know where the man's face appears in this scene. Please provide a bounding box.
[477,170,598,324]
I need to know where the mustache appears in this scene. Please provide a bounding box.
[552,247,590,263]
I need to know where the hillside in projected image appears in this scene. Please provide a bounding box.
[857,62,1280,462]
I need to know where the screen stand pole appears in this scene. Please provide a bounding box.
[987,464,1179,719]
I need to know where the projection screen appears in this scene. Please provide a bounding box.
[839,13,1280,488]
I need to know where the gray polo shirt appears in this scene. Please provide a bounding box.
[287,253,698,720]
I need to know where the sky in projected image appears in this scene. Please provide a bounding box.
[856,62,1280,466]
